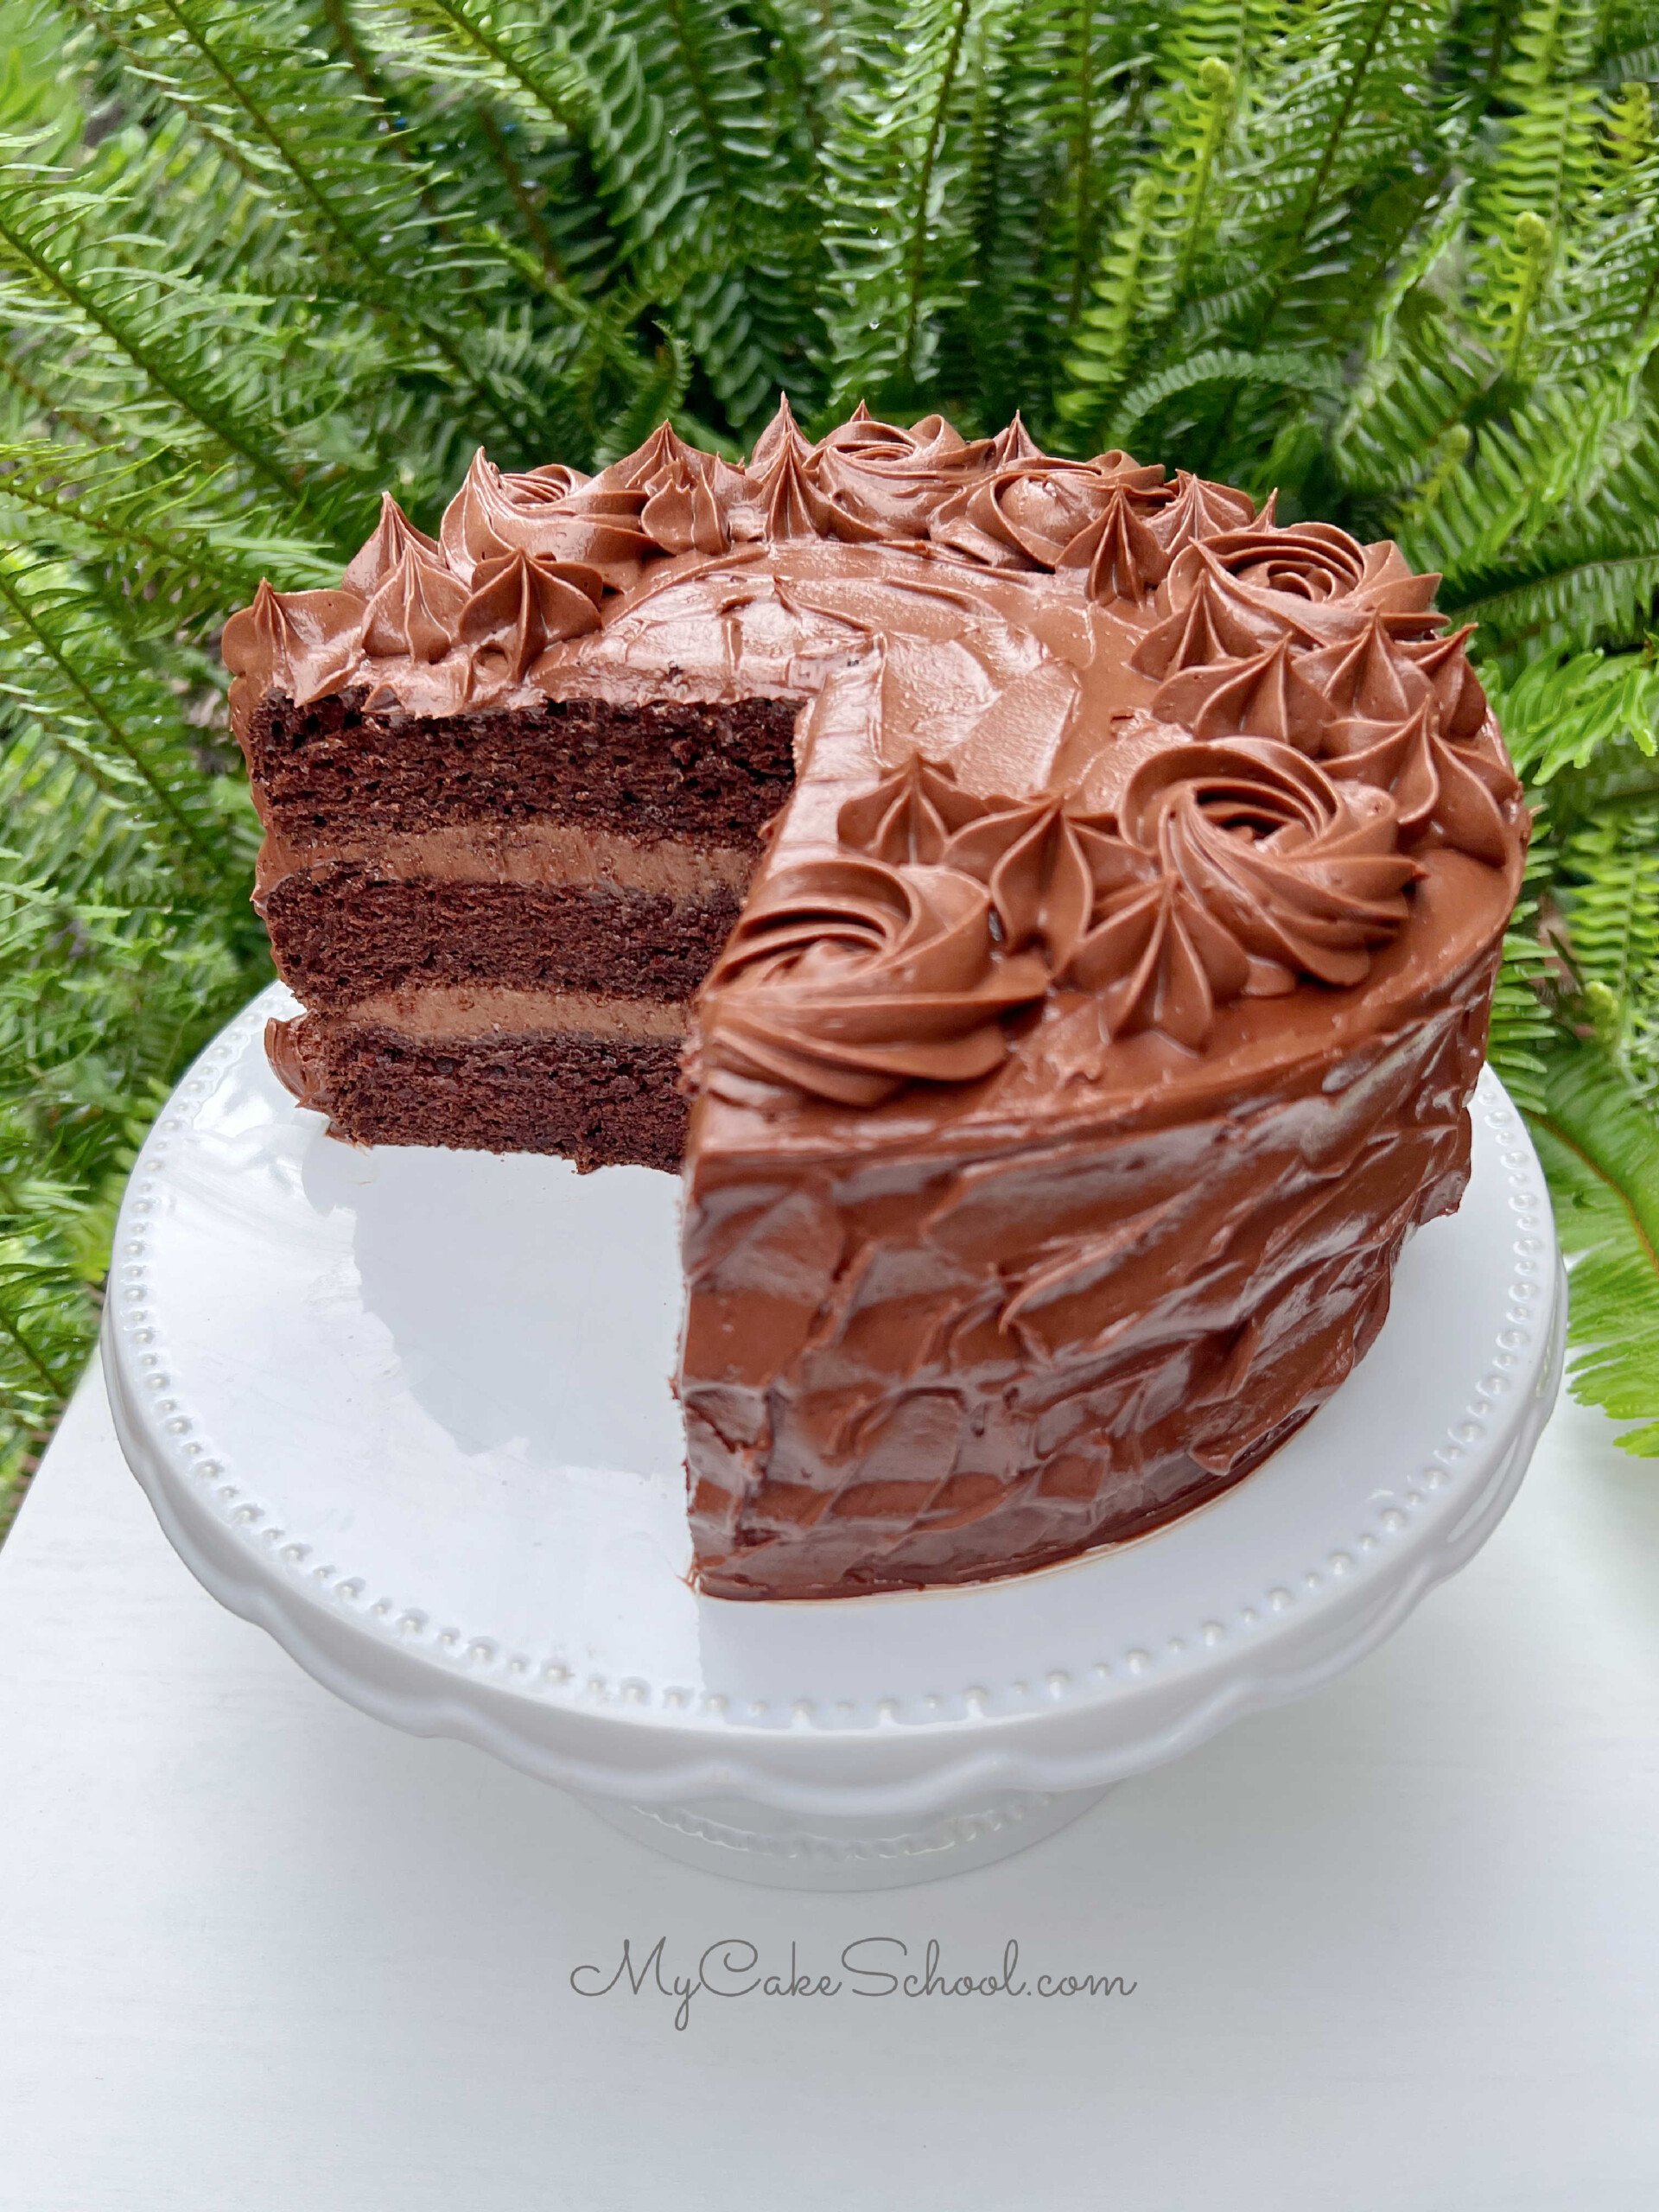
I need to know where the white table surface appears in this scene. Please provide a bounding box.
[2,1370,1656,2212]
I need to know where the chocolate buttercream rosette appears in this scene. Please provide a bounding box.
[1058,740,1421,1051]
[1118,510,1527,873]
[694,855,1051,1109]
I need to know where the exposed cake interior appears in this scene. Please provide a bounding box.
[247,688,798,1166]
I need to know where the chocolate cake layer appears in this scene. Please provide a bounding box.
[263,868,743,1010]
[248,692,799,846]
[270,988,688,1170]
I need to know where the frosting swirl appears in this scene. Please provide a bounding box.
[1143,470,1256,563]
[940,798,1109,971]
[696,856,1050,1106]
[1405,623,1490,737]
[928,454,1167,574]
[1150,636,1330,749]
[593,421,746,556]
[1056,482,1173,600]
[343,494,444,594]
[746,404,833,542]
[1154,518,1445,650]
[455,548,602,680]
[836,754,994,863]
[1324,696,1521,867]
[1130,564,1283,677]
[731,397,995,545]
[221,580,364,706]
[361,547,467,664]
[840,759,1112,971]
[1298,610,1424,721]
[1118,528,1522,871]
[806,404,985,538]
[440,449,652,584]
[1197,515,1369,604]
[1064,741,1420,1048]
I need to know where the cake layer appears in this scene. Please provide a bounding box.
[247,692,800,846]
[270,988,687,1169]
[262,867,744,1011]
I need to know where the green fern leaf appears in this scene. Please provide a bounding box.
[1529,1039,1659,1452]
[1489,645,1659,783]
[819,0,988,413]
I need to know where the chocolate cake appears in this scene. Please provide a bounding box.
[222,403,1528,1599]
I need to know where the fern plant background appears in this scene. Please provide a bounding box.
[3,0,1659,1527]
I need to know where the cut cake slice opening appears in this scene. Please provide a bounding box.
[252,689,800,1168]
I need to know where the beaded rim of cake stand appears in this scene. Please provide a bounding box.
[109,985,1559,1745]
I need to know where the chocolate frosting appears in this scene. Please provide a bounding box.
[223,394,1529,1135]
[226,399,1526,1102]
[1067,741,1419,1048]
[697,856,1050,1107]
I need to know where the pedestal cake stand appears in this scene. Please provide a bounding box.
[104,984,1564,1889]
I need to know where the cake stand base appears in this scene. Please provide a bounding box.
[104,986,1563,1891]
[581,1787,1113,1889]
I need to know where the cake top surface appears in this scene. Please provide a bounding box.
[223,402,1528,1154]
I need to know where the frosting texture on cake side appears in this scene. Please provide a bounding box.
[222,403,1529,1598]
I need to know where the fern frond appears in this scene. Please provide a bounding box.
[358,0,591,137]
[1054,46,1244,446]
[1487,831,1556,1114]
[0,550,240,883]
[819,0,988,412]
[66,0,592,450]
[0,1224,93,1463]
[1110,343,1341,453]
[0,137,326,520]
[0,435,335,606]
[1402,369,1655,587]
[1557,811,1659,1070]
[1222,0,1455,349]
[1490,644,1659,784]
[613,0,813,426]
[1529,1039,1659,1452]
[1467,0,1603,371]
[1046,0,1153,333]
[1055,172,1162,435]
[1452,542,1659,655]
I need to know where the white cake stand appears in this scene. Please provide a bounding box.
[104,983,1563,1889]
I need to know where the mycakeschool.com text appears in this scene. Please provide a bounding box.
[569,1937,1138,2031]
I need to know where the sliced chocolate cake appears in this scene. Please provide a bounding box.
[223,404,1529,1598]
[229,439,801,1170]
